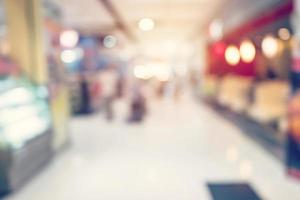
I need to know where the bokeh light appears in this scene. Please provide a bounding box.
[225,45,240,66]
[262,35,279,58]
[60,48,83,64]
[240,40,256,63]
[60,30,79,48]
[134,65,153,80]
[138,18,155,31]
[209,19,223,40]
[103,35,118,48]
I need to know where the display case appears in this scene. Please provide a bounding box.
[0,75,52,193]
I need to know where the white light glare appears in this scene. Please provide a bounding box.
[134,65,153,80]
[60,30,79,48]
[61,48,83,64]
[262,35,279,58]
[225,45,240,66]
[209,20,223,40]
[240,40,256,63]
[139,18,155,31]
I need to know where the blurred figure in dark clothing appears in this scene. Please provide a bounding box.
[266,65,278,80]
[79,75,91,114]
[128,83,147,123]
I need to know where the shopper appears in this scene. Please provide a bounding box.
[79,74,91,114]
[99,66,118,121]
[128,83,147,123]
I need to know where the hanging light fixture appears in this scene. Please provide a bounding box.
[103,35,118,48]
[60,29,79,48]
[262,35,279,58]
[209,19,223,40]
[240,40,256,63]
[138,18,155,31]
[225,45,240,66]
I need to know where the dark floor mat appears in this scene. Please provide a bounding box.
[207,183,262,200]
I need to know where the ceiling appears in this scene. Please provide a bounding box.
[56,0,115,33]
[54,0,225,58]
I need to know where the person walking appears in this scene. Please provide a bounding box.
[99,66,118,121]
[128,83,147,123]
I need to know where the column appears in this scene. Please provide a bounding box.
[4,0,48,84]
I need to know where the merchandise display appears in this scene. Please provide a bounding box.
[201,0,294,160]
[0,75,52,193]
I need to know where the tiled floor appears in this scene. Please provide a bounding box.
[5,96,300,200]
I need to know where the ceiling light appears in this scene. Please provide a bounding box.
[103,35,118,48]
[262,35,279,58]
[138,18,155,31]
[225,45,240,66]
[134,65,153,80]
[60,30,79,48]
[61,49,80,63]
[240,40,256,63]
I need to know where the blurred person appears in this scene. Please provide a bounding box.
[99,65,118,121]
[173,76,183,102]
[79,74,91,114]
[127,82,147,123]
[156,81,166,99]
[116,75,126,98]
[266,65,278,80]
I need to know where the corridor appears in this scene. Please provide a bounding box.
[5,96,300,200]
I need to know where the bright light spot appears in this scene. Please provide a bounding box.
[209,19,223,40]
[103,35,118,48]
[262,35,279,58]
[240,40,256,63]
[60,30,79,48]
[225,45,240,66]
[134,65,153,80]
[278,28,291,41]
[60,48,83,64]
[138,18,155,31]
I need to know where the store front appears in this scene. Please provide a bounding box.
[0,0,71,193]
[201,0,300,179]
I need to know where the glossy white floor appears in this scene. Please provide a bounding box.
[5,95,300,200]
